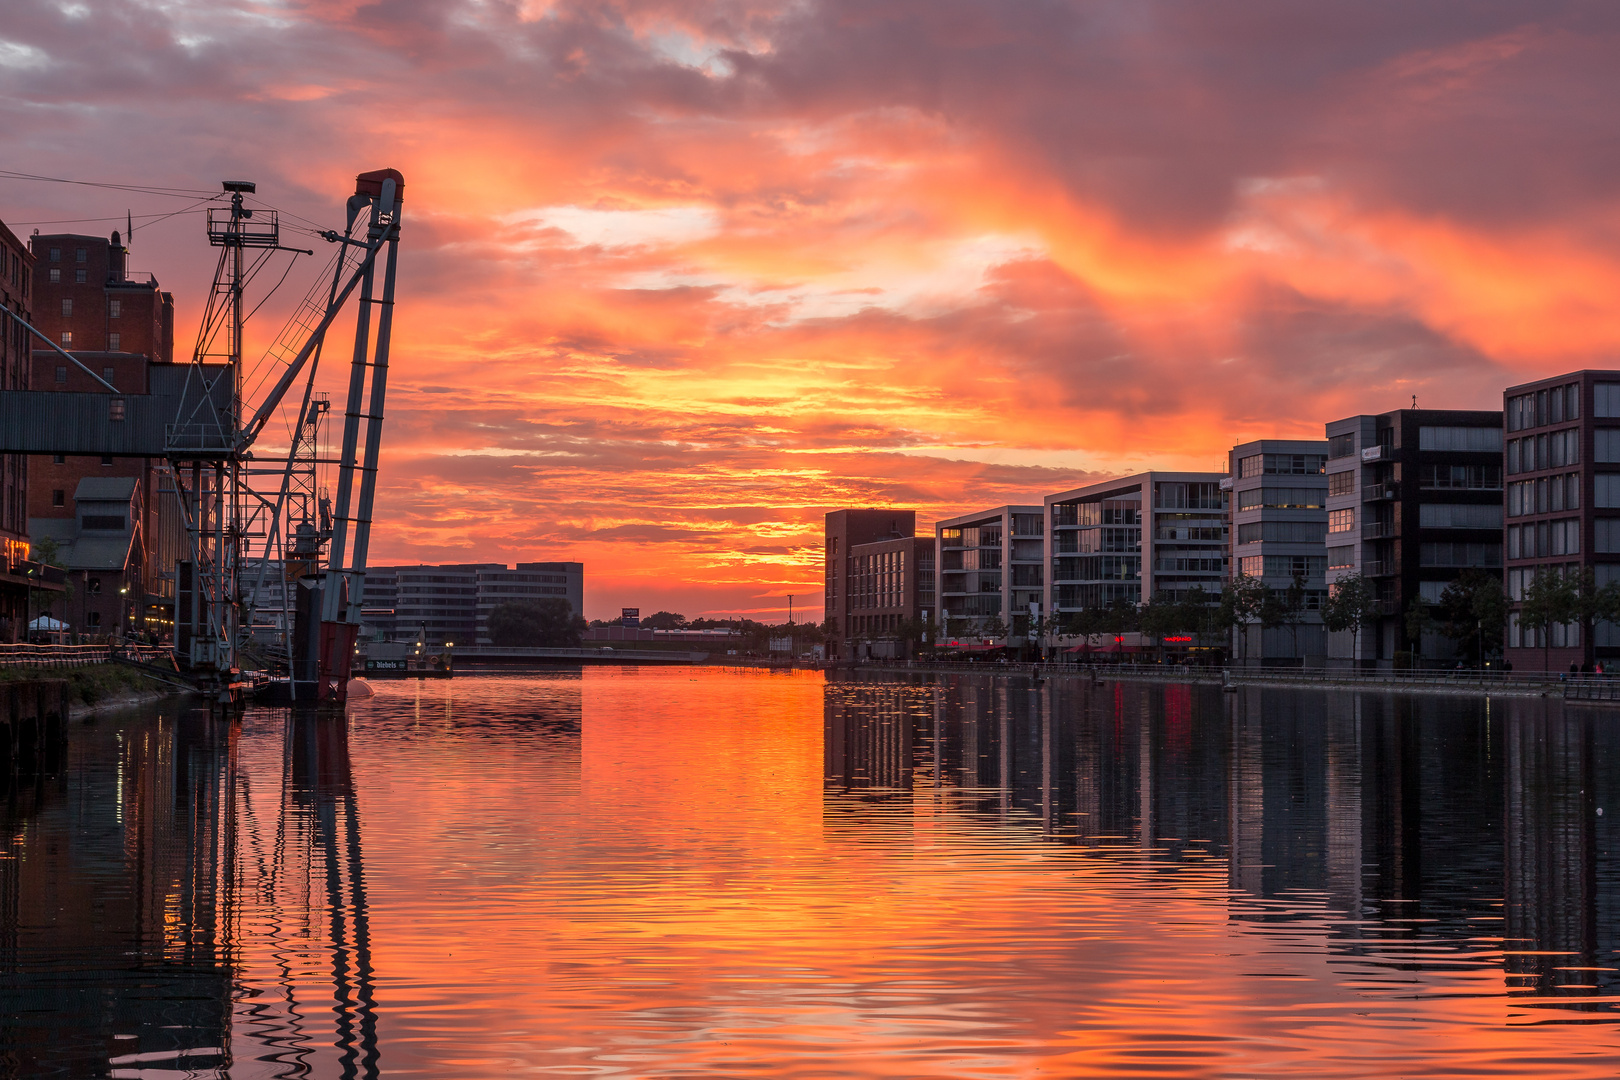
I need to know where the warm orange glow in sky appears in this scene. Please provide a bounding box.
[4,2,1620,619]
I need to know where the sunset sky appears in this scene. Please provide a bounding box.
[3,1,1619,621]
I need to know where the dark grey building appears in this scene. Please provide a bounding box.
[1324,409,1503,666]
[1225,439,1329,662]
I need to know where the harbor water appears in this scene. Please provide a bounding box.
[4,667,1619,1077]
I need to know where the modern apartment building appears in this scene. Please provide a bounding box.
[0,216,34,638]
[373,564,499,645]
[936,505,1045,642]
[1502,371,1620,670]
[1045,474,1226,621]
[843,535,935,658]
[824,508,916,658]
[1324,409,1503,666]
[1225,440,1330,661]
[475,562,584,643]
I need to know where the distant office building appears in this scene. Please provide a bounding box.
[475,562,584,643]
[374,564,499,645]
[1045,474,1226,621]
[936,505,1044,642]
[28,230,181,633]
[358,567,399,638]
[1225,441,1329,662]
[362,561,585,645]
[824,509,916,659]
[1324,409,1503,666]
[0,216,34,638]
[1502,372,1620,670]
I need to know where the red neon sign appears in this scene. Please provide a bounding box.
[1163,636,1193,643]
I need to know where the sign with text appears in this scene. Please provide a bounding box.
[621,607,640,628]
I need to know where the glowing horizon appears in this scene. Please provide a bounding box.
[4,2,1617,621]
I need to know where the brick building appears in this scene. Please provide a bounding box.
[26,231,180,636]
[823,509,918,659]
[0,217,44,638]
[1502,371,1620,671]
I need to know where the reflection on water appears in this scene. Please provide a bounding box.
[3,669,1619,1077]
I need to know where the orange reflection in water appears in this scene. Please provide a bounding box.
[215,669,1620,1078]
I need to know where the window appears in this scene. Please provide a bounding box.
[1263,453,1326,475]
[1517,519,1581,557]
[48,268,59,284]
[54,365,66,383]
[107,333,120,351]
[59,331,71,347]
[1507,439,1519,474]
[87,611,101,628]
[1236,486,1325,510]
[61,298,72,317]
[1419,542,1502,567]
[1239,454,1263,478]
[51,489,64,507]
[1597,474,1620,508]
[1327,546,1355,569]
[48,247,59,262]
[81,515,125,530]
[1236,521,1326,544]
[109,299,121,318]
[1598,519,1620,553]
[1328,508,1355,533]
[1239,555,1262,577]
[88,577,101,595]
[1328,432,1357,459]
[75,268,86,284]
[52,454,64,465]
[100,455,113,466]
[102,366,114,383]
[1327,470,1355,497]
[1418,503,1503,529]
[1419,464,1502,489]
[1418,426,1502,452]
[75,248,86,263]
[108,397,125,422]
[1598,430,1620,463]
[1597,384,1620,418]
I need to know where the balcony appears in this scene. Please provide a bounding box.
[1374,598,1400,615]
[1362,521,1395,540]
[1364,560,1397,577]
[1363,482,1398,502]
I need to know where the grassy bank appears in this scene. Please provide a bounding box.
[0,662,172,705]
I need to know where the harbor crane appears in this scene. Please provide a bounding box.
[0,169,405,704]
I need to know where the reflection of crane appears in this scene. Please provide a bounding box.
[0,169,404,705]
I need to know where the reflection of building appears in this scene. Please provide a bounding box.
[936,505,1044,643]
[1504,706,1618,996]
[1225,440,1329,662]
[0,708,234,1072]
[1502,371,1620,670]
[1324,409,1504,666]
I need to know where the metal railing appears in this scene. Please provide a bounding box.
[0,643,172,669]
[1362,521,1394,539]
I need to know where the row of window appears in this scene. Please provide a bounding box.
[1507,474,1580,517]
[1507,429,1579,473]
[1154,557,1224,573]
[1237,554,1326,579]
[1418,542,1502,568]
[1052,499,1140,527]
[45,247,89,263]
[1236,486,1324,510]
[1237,453,1327,478]
[1508,520,1580,560]
[1329,508,1355,533]
[47,268,88,284]
[1236,521,1327,544]
[1506,383,1580,431]
[57,298,124,318]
